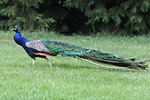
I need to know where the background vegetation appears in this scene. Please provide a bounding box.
[1,0,150,35]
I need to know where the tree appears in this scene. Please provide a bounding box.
[1,0,150,35]
[64,0,150,34]
[0,0,57,30]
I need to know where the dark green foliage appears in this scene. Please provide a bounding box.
[0,0,58,30]
[1,0,150,34]
[41,40,146,69]
[64,0,150,34]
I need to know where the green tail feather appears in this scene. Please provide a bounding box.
[77,49,146,69]
[42,40,146,69]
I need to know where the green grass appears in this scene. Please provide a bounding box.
[1,30,150,100]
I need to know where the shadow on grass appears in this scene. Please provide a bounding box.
[52,62,142,73]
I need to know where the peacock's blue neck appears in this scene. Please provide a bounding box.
[14,31,29,47]
[13,29,34,58]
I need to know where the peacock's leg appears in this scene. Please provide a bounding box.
[32,58,36,66]
[45,57,52,67]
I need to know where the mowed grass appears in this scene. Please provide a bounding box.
[1,30,150,100]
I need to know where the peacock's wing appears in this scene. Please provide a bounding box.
[26,40,50,52]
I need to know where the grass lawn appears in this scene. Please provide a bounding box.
[1,30,150,100]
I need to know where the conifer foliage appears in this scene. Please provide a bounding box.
[1,0,150,34]
[0,0,57,30]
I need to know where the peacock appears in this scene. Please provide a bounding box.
[12,25,147,69]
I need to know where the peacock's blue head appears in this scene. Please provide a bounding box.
[12,26,19,32]
[12,22,20,32]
